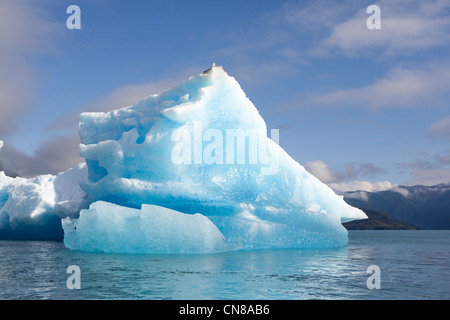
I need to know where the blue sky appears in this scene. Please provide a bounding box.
[0,0,450,192]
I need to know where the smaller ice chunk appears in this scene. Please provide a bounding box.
[62,201,228,254]
[0,163,88,240]
[0,171,14,207]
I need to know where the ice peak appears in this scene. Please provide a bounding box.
[202,63,225,75]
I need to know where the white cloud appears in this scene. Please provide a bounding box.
[281,0,360,35]
[305,160,386,183]
[312,63,450,109]
[329,180,394,194]
[304,160,339,184]
[314,0,450,57]
[390,186,411,198]
[305,159,393,193]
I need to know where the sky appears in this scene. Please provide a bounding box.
[0,0,449,193]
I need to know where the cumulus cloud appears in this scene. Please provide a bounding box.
[304,160,339,184]
[0,135,83,178]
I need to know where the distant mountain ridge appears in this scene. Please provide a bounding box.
[344,208,418,230]
[344,183,450,230]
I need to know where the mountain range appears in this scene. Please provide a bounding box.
[343,183,450,230]
[343,208,418,230]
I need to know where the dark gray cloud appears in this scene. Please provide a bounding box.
[340,162,387,180]
[0,135,83,178]
[305,160,387,183]
[392,149,450,185]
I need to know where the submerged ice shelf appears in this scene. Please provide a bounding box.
[63,201,228,254]
[0,66,367,251]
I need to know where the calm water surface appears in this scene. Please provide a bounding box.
[0,230,449,300]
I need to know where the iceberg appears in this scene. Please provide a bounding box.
[0,161,88,240]
[62,65,367,253]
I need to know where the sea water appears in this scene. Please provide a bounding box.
[0,231,448,300]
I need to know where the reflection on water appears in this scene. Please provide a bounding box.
[58,246,353,300]
[0,231,449,299]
